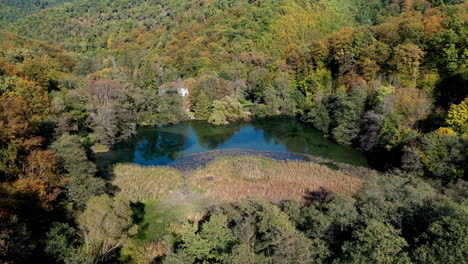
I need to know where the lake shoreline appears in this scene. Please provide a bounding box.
[168,149,309,172]
[97,117,370,174]
[165,149,378,181]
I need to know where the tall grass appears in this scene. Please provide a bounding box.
[188,156,363,202]
[113,164,184,201]
[112,156,366,203]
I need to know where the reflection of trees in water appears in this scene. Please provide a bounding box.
[96,117,368,172]
[96,139,139,178]
[251,117,367,166]
[96,125,189,172]
[251,118,312,153]
[136,130,187,161]
[190,121,242,149]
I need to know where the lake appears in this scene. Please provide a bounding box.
[96,117,368,170]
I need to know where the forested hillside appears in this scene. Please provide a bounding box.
[9,0,381,52]
[0,0,467,263]
[7,0,467,172]
[0,0,76,27]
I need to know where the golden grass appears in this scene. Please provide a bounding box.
[113,164,184,202]
[188,156,363,202]
[91,144,110,153]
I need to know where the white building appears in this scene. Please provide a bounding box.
[178,87,189,97]
[159,81,189,97]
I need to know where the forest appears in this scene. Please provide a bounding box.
[0,0,467,263]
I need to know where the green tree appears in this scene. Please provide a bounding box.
[78,195,137,263]
[282,200,332,240]
[225,244,266,264]
[330,86,367,146]
[337,220,411,264]
[274,72,295,113]
[356,175,436,230]
[420,130,466,181]
[246,68,270,103]
[44,222,85,264]
[413,216,468,264]
[305,97,331,134]
[50,133,96,177]
[193,90,211,120]
[401,144,424,174]
[66,175,106,209]
[325,195,358,232]
[165,214,237,263]
[50,134,105,208]
[226,199,328,264]
[208,96,245,125]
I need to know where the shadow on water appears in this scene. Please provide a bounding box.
[96,117,369,174]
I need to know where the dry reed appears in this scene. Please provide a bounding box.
[113,164,184,202]
[188,156,363,202]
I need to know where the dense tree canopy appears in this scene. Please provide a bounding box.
[0,0,467,263]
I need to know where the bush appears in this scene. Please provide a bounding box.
[208,96,246,125]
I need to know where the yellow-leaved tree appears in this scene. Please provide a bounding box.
[446,98,468,135]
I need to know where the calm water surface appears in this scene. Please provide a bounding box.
[97,117,368,168]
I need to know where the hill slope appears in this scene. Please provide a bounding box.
[0,0,76,28]
[7,0,387,65]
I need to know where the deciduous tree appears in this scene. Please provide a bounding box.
[78,194,137,263]
[446,98,468,135]
[337,220,411,264]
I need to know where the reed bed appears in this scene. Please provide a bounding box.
[188,156,363,202]
[113,164,184,201]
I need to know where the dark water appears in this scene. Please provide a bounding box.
[96,117,368,169]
